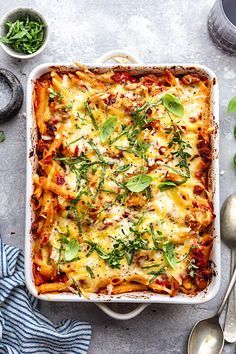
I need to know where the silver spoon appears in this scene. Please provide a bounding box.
[188,194,236,354]
[221,194,236,343]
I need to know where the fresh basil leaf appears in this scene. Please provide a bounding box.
[162,93,184,117]
[228,96,236,113]
[64,239,79,261]
[126,174,152,193]
[0,131,5,143]
[158,180,177,192]
[100,116,117,143]
[163,242,177,268]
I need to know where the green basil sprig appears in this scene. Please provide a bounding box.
[162,93,184,117]
[126,174,152,193]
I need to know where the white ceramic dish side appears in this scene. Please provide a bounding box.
[25,50,220,320]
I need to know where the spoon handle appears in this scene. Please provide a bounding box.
[217,261,236,317]
[224,249,236,343]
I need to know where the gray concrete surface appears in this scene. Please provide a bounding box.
[0,0,236,353]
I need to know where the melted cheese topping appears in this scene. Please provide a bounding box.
[32,67,214,297]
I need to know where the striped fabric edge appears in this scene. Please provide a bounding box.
[0,237,92,354]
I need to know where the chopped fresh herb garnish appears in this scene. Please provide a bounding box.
[109,125,130,145]
[234,153,236,168]
[0,16,45,54]
[68,136,83,145]
[71,188,88,205]
[162,93,184,117]
[0,131,5,143]
[88,140,105,161]
[148,268,166,283]
[64,100,74,111]
[48,88,63,102]
[57,244,62,275]
[132,100,159,128]
[64,239,80,261]
[188,260,199,277]
[68,206,82,234]
[72,277,81,296]
[100,116,117,143]
[85,232,147,268]
[149,223,159,249]
[126,174,152,193]
[84,101,98,130]
[228,96,236,113]
[234,126,236,139]
[168,124,191,178]
[158,180,178,192]
[115,164,132,173]
[86,265,95,278]
[163,242,177,268]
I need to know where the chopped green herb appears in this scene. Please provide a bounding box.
[48,88,63,102]
[64,100,74,111]
[228,96,236,113]
[234,126,236,139]
[115,164,132,173]
[88,140,105,161]
[126,174,152,193]
[109,126,130,144]
[149,223,159,249]
[68,136,83,145]
[57,245,62,275]
[100,116,117,143]
[188,260,199,278]
[84,101,98,130]
[148,268,166,283]
[0,16,45,54]
[86,265,95,279]
[234,153,236,168]
[162,93,184,117]
[65,239,80,262]
[0,131,5,143]
[72,277,81,296]
[168,125,191,178]
[132,100,159,128]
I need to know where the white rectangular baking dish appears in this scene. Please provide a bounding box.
[25,50,220,320]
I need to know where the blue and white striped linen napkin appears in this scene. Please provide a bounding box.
[0,238,91,354]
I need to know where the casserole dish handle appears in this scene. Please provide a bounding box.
[95,49,143,64]
[96,303,148,320]
[95,50,148,320]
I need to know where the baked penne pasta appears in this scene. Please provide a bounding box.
[31,64,215,297]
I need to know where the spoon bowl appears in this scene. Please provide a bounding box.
[221,194,236,248]
[188,316,224,354]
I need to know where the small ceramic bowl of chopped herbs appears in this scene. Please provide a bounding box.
[0,8,48,59]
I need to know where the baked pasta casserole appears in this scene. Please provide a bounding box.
[31,64,215,297]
